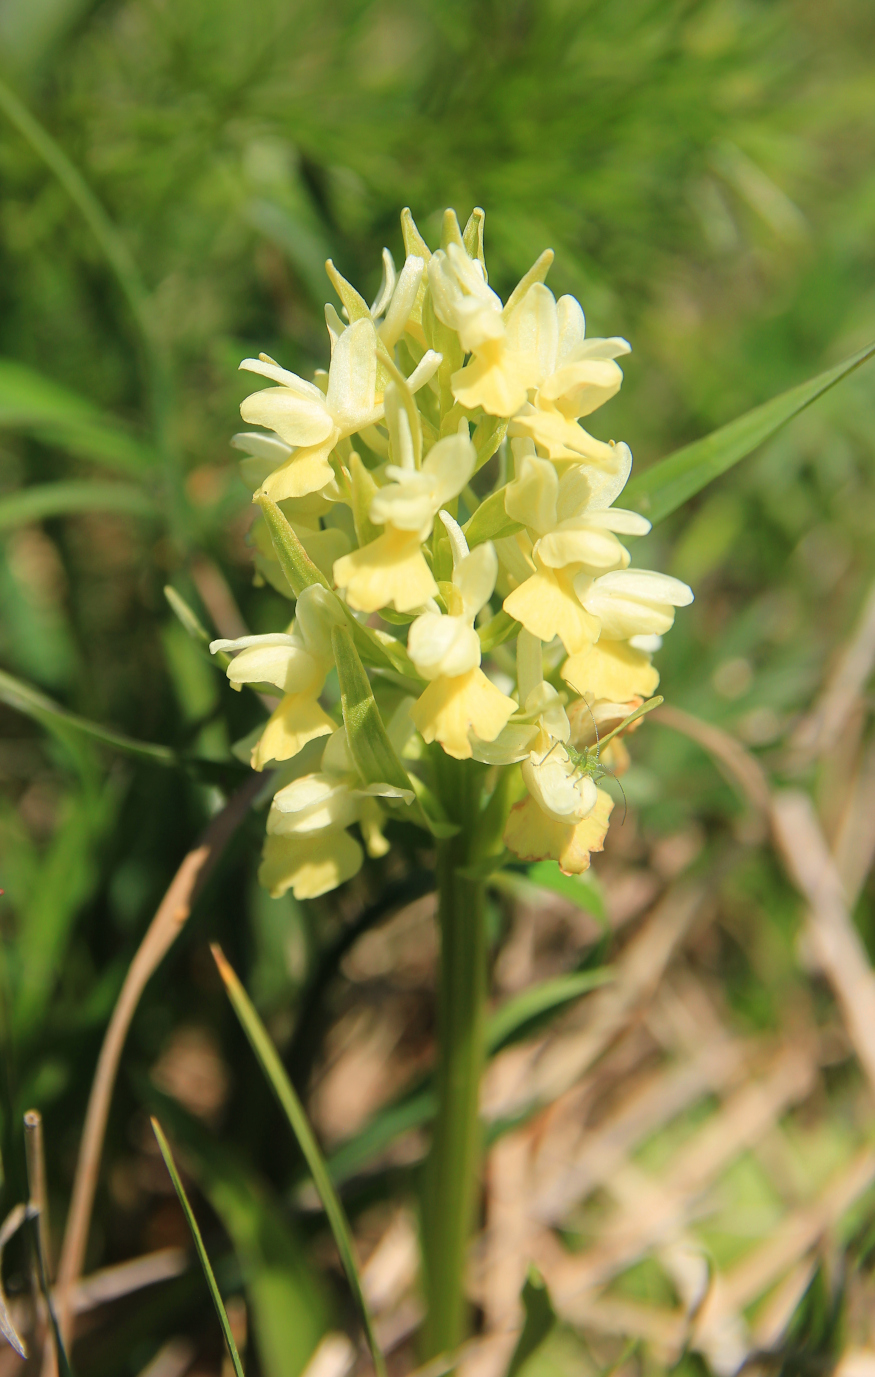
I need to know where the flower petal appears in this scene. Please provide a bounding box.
[240,389,334,447]
[333,526,438,614]
[251,693,336,769]
[258,829,363,899]
[503,565,599,655]
[562,639,660,701]
[410,667,516,759]
[326,317,379,434]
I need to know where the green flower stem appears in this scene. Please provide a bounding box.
[421,754,489,1360]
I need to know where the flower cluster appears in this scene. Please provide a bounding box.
[214,208,693,899]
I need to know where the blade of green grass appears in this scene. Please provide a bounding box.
[506,1267,556,1377]
[151,1119,245,1377]
[624,338,875,524]
[0,666,177,766]
[0,358,159,475]
[486,967,613,1053]
[211,945,387,1377]
[0,481,158,530]
[28,1208,75,1377]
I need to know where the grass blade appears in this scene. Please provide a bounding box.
[506,1267,555,1377]
[0,666,177,766]
[624,339,875,524]
[486,968,613,1053]
[151,1119,245,1377]
[211,945,387,1377]
[0,481,158,530]
[0,358,158,475]
[28,1207,75,1377]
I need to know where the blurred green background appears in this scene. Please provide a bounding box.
[1,0,874,1372]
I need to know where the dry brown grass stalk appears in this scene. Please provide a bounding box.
[784,579,875,767]
[51,773,264,1356]
[771,790,875,1094]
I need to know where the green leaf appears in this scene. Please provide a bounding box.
[0,666,177,767]
[164,585,232,671]
[624,339,875,524]
[10,780,119,1038]
[0,358,158,475]
[486,967,613,1053]
[0,481,159,530]
[331,623,441,835]
[472,415,508,472]
[524,861,606,921]
[464,486,522,547]
[152,1119,246,1377]
[478,609,521,652]
[256,496,330,596]
[211,947,387,1377]
[506,1267,556,1377]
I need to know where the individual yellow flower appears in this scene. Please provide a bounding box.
[210,585,342,769]
[408,515,516,758]
[501,452,692,651]
[578,568,694,640]
[259,727,414,899]
[411,669,517,761]
[259,830,364,901]
[428,241,559,416]
[507,293,631,461]
[333,427,475,613]
[239,318,440,502]
[505,449,648,575]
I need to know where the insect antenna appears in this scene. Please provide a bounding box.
[602,768,628,825]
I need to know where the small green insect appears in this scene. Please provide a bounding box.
[537,695,664,824]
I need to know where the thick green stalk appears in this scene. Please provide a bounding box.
[421,755,488,1360]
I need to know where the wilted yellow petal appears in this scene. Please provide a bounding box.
[410,667,516,760]
[333,525,437,613]
[503,787,613,873]
[251,692,336,769]
[503,565,599,654]
[562,639,660,700]
[258,829,363,899]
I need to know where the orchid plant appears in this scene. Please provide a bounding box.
[213,206,693,1357]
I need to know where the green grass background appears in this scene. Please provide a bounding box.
[0,1,874,1372]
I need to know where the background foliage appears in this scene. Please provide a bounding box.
[1,0,875,1374]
